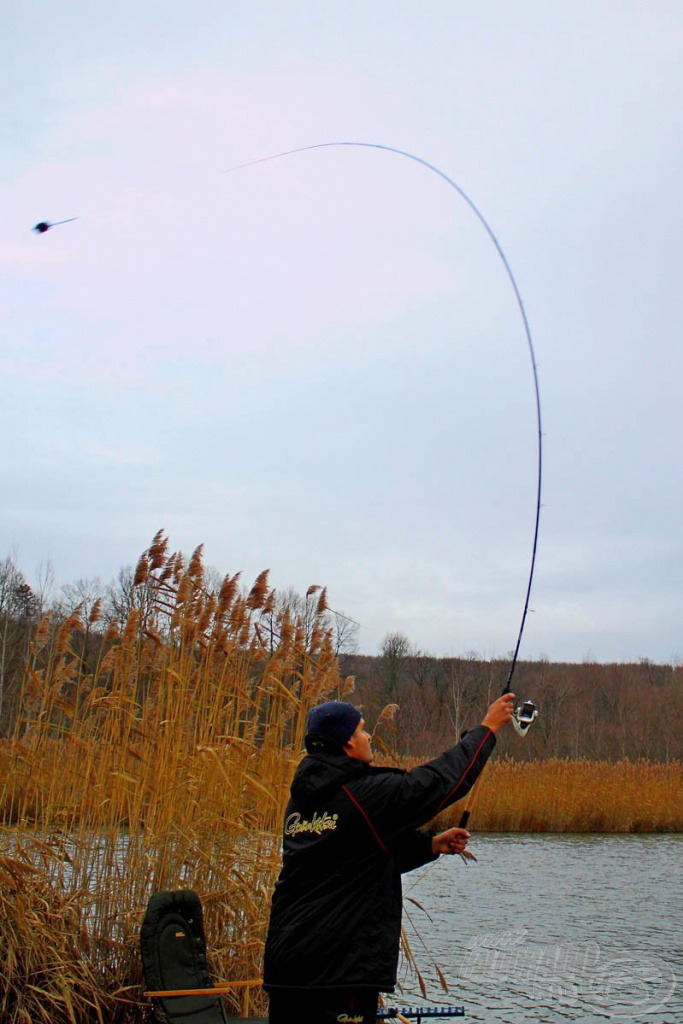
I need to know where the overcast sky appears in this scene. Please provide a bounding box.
[2,3,681,663]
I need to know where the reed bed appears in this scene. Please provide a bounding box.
[429,757,683,833]
[0,532,345,1024]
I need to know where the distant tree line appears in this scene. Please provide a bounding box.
[341,632,683,762]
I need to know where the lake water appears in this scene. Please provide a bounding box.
[4,828,679,1021]
[401,834,682,1024]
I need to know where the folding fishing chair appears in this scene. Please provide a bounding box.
[140,889,264,1024]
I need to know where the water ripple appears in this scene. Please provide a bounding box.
[401,834,682,1023]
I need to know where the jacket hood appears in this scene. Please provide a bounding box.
[290,750,367,804]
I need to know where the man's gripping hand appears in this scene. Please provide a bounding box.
[481,692,516,733]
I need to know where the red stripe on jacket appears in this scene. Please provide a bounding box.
[433,728,492,815]
[342,784,391,855]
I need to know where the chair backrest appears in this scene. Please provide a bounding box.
[140,889,229,1024]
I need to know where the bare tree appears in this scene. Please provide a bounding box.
[34,558,55,616]
[258,585,359,655]
[58,576,104,620]
[379,631,413,703]
[0,555,39,730]
[105,565,139,624]
[329,609,360,656]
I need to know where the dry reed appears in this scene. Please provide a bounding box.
[0,532,344,1023]
[428,757,683,833]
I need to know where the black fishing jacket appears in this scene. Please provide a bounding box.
[263,724,495,992]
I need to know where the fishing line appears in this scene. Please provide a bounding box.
[225,141,543,694]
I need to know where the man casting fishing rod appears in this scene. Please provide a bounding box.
[264,692,515,1024]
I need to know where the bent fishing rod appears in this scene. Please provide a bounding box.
[226,142,543,837]
[225,140,542,720]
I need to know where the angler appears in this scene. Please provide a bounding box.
[264,695,515,1024]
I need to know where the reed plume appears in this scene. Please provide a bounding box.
[246,570,270,611]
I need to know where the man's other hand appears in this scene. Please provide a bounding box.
[431,827,470,856]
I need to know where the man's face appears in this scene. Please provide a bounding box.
[343,718,374,763]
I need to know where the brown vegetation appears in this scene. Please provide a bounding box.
[427,757,683,833]
[0,532,344,1024]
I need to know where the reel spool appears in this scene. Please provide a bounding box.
[512,698,538,737]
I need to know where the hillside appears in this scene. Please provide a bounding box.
[340,651,682,761]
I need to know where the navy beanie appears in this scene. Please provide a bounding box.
[305,701,362,748]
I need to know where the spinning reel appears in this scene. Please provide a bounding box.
[511,698,538,737]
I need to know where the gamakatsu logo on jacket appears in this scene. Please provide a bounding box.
[337,1016,363,1023]
[284,811,339,836]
